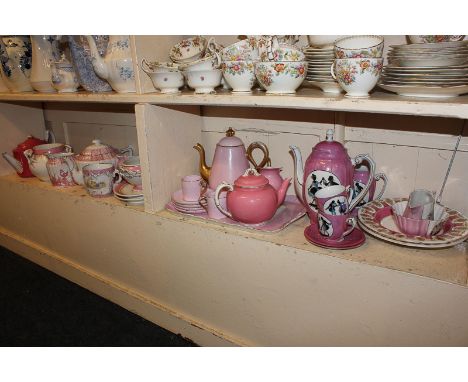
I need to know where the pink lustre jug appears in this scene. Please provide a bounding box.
[290,129,376,223]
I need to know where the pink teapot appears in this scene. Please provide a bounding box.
[290,129,376,223]
[214,168,290,224]
[193,128,270,189]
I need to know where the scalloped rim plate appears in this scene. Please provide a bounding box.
[378,83,468,97]
[358,198,468,248]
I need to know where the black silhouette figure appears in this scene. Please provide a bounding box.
[327,176,339,186]
[319,217,331,236]
[327,200,338,215]
[308,174,320,197]
[338,199,347,214]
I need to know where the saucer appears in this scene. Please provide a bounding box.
[114,182,144,198]
[172,189,204,206]
[304,224,366,250]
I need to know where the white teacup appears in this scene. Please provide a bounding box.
[331,58,383,98]
[146,71,184,94]
[220,38,259,61]
[186,69,223,94]
[221,61,256,93]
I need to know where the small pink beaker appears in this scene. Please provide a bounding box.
[202,189,227,220]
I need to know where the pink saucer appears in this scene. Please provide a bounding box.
[304,223,366,250]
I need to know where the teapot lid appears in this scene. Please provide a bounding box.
[217,128,244,147]
[75,139,117,162]
[313,129,347,155]
[234,168,269,188]
[16,135,46,151]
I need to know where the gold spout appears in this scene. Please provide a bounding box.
[193,143,211,182]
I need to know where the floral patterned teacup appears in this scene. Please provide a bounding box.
[186,69,222,94]
[169,36,207,63]
[334,35,384,59]
[331,58,383,98]
[83,163,116,197]
[255,61,308,94]
[221,61,256,93]
[262,44,305,62]
[220,38,259,61]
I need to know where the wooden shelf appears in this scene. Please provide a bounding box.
[1,88,468,119]
[2,174,466,287]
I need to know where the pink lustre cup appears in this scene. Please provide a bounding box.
[317,213,356,241]
[331,58,383,98]
[182,174,207,202]
[315,185,352,216]
[221,61,256,93]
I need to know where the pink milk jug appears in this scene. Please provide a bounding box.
[290,129,376,223]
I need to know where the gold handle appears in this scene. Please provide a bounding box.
[246,141,270,169]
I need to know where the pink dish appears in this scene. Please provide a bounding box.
[304,223,366,250]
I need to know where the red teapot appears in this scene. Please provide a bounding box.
[2,135,47,177]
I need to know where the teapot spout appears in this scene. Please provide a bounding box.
[289,145,305,206]
[193,143,211,182]
[276,178,291,206]
[2,152,23,173]
[85,36,109,80]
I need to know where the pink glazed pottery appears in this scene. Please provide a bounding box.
[290,129,376,224]
[214,169,290,225]
[259,167,290,205]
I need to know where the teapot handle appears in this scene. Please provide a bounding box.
[374,172,388,200]
[214,182,233,218]
[348,154,376,212]
[246,141,270,169]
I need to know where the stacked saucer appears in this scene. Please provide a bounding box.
[303,46,341,94]
[113,182,144,206]
[379,41,468,97]
[171,189,206,214]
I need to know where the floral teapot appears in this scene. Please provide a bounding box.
[214,168,290,224]
[193,128,270,190]
[86,35,135,93]
[290,129,376,223]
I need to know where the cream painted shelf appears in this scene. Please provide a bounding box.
[1,88,468,119]
[2,174,466,287]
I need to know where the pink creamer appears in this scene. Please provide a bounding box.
[290,129,376,223]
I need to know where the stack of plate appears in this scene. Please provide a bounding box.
[303,46,341,94]
[379,40,468,98]
[171,189,206,214]
[114,182,144,206]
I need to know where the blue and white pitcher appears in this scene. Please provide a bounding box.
[0,36,33,92]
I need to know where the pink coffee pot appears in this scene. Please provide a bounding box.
[214,168,290,225]
[193,128,270,189]
[290,129,376,223]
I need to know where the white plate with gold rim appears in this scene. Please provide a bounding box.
[379,83,468,97]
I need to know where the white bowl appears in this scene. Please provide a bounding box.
[222,61,256,93]
[332,58,383,98]
[146,71,184,94]
[186,69,222,94]
[307,35,345,48]
[334,35,384,58]
[255,61,308,94]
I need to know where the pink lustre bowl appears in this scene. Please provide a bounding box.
[391,201,449,238]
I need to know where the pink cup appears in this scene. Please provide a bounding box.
[315,185,352,216]
[202,189,227,220]
[182,175,207,201]
[317,213,356,241]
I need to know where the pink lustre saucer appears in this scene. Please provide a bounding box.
[304,223,366,250]
[171,189,204,206]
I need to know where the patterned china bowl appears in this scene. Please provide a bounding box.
[141,59,181,73]
[408,35,465,44]
[307,35,345,48]
[186,69,223,94]
[169,36,207,63]
[255,61,308,94]
[334,35,384,58]
[221,61,256,93]
[118,156,142,188]
[262,44,305,62]
[392,201,449,238]
[220,38,259,61]
[331,58,383,98]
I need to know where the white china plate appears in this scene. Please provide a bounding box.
[379,83,468,98]
[113,182,144,198]
[382,71,468,78]
[306,76,335,82]
[358,198,468,249]
[390,41,468,50]
[389,57,468,67]
[385,65,468,72]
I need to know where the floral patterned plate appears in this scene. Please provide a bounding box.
[358,198,468,248]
